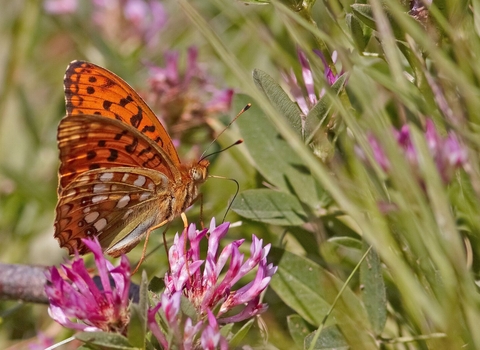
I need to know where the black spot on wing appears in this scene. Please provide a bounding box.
[87,150,96,160]
[119,95,134,107]
[141,125,156,133]
[103,100,112,110]
[125,137,138,154]
[107,149,118,162]
[130,108,143,128]
[114,130,129,141]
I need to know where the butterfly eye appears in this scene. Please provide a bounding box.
[191,166,206,182]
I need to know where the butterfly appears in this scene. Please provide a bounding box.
[54,60,209,257]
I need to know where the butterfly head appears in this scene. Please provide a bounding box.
[190,159,209,184]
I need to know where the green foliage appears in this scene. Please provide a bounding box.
[4,0,480,348]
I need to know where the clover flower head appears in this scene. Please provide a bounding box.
[146,47,234,141]
[148,220,276,348]
[44,237,131,334]
[164,219,276,324]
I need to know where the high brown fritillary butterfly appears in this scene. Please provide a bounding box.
[54,60,209,257]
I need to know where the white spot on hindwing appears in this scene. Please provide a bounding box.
[59,204,72,216]
[94,218,107,231]
[117,195,130,208]
[139,192,151,201]
[100,173,114,182]
[122,208,134,220]
[65,188,77,197]
[134,175,146,187]
[93,184,107,193]
[77,175,90,183]
[122,173,130,182]
[85,211,100,223]
[92,195,108,203]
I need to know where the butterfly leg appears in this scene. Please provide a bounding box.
[132,219,169,274]
[197,193,204,229]
[181,212,189,229]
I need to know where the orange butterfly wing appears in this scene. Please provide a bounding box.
[62,60,181,190]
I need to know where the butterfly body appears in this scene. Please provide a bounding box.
[55,61,209,256]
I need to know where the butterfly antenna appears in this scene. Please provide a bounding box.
[200,139,243,162]
[200,103,251,160]
[209,175,240,223]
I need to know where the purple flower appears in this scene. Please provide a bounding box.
[44,0,166,47]
[44,0,77,14]
[201,310,228,350]
[148,219,276,348]
[44,237,131,334]
[146,47,234,141]
[27,332,54,350]
[164,219,276,324]
[283,49,342,117]
[367,119,468,184]
[92,0,167,48]
[147,291,206,349]
[424,119,468,183]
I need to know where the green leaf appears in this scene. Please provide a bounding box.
[252,68,303,135]
[304,325,349,350]
[127,271,148,348]
[351,4,404,40]
[304,74,348,141]
[321,237,364,268]
[75,332,137,350]
[286,225,320,256]
[351,4,375,29]
[220,323,234,338]
[232,188,307,225]
[346,13,369,52]
[360,244,387,336]
[269,248,376,347]
[236,100,329,210]
[229,319,254,347]
[287,314,312,349]
[181,294,199,323]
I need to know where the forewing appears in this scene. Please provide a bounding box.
[64,60,181,166]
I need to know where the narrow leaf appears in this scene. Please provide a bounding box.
[304,74,348,141]
[351,4,404,39]
[231,188,307,225]
[287,314,312,349]
[229,319,255,347]
[253,68,303,135]
[351,4,375,29]
[360,244,387,336]
[237,101,329,210]
[346,13,368,52]
[304,325,349,350]
[269,248,376,347]
[127,271,148,347]
[75,332,137,350]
